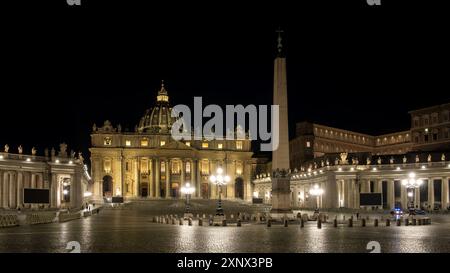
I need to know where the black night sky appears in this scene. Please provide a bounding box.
[1,1,449,163]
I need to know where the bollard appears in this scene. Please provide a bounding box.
[300,218,304,228]
[199,218,203,226]
[343,215,346,221]
[166,217,169,224]
[333,218,338,228]
[152,216,156,223]
[386,219,390,226]
[374,219,378,227]
[405,218,409,226]
[348,218,353,227]
[361,218,366,227]
[188,218,192,226]
[267,219,271,227]
[222,219,227,226]
[179,219,183,225]
[237,219,242,227]
[317,219,322,229]
[412,218,417,226]
[209,218,213,226]
[172,218,176,225]
[203,214,206,219]
[396,219,401,226]
[284,219,288,227]
[417,219,422,225]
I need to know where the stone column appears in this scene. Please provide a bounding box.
[17,172,23,208]
[195,159,201,198]
[70,174,76,208]
[354,180,360,209]
[210,160,216,199]
[155,158,160,198]
[9,172,17,208]
[244,160,253,202]
[225,160,234,199]
[0,171,2,208]
[31,173,36,188]
[180,159,185,188]
[376,179,382,193]
[400,181,407,210]
[387,179,395,209]
[442,177,449,210]
[56,175,61,208]
[149,158,154,198]
[428,178,434,209]
[414,187,420,209]
[190,159,197,198]
[2,172,9,208]
[165,159,171,198]
[51,173,57,208]
[134,158,139,197]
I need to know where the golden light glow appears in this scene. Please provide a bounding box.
[157,95,169,102]
[236,141,243,150]
[217,143,223,149]
[125,140,131,146]
[202,142,209,148]
[141,138,148,147]
[160,140,166,146]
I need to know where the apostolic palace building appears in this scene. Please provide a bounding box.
[254,103,450,211]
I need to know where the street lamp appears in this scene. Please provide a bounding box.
[401,172,423,210]
[181,182,195,219]
[210,167,230,222]
[309,184,324,212]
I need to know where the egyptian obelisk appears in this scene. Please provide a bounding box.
[270,29,293,218]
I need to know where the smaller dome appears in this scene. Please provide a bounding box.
[138,81,176,133]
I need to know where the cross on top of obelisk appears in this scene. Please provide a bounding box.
[276,28,284,55]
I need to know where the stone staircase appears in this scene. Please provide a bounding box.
[122,199,271,216]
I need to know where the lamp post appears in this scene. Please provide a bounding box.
[309,184,324,213]
[181,182,195,219]
[210,167,230,223]
[401,172,423,211]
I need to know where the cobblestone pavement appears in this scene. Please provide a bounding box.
[1,205,449,253]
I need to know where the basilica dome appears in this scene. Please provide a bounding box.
[137,82,175,133]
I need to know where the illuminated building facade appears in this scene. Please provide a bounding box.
[89,83,254,203]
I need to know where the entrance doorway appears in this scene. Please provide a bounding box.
[235,178,244,199]
[141,182,148,198]
[102,175,113,197]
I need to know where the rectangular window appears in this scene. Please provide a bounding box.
[141,139,148,147]
[202,142,209,148]
[306,141,311,148]
[160,140,166,146]
[236,141,243,150]
[125,140,131,146]
[186,161,191,173]
[217,143,223,149]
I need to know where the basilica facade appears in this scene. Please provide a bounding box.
[89,83,254,203]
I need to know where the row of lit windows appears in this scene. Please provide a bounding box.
[119,158,243,176]
[103,137,243,150]
[315,127,369,144]
[413,111,450,128]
